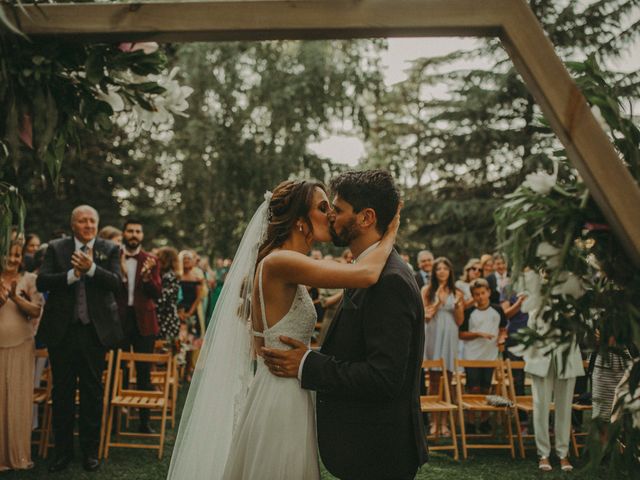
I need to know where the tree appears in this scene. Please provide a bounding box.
[364,0,639,267]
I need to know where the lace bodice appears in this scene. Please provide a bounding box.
[254,261,317,350]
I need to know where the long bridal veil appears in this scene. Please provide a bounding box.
[167,192,272,480]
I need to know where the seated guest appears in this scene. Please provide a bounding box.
[459,278,507,433]
[0,241,44,472]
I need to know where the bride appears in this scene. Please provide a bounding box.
[167,179,399,479]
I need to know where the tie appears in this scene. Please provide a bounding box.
[75,245,90,325]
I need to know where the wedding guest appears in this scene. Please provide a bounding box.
[459,278,507,433]
[455,257,482,309]
[501,289,528,398]
[117,219,162,434]
[21,233,41,272]
[156,247,181,344]
[199,255,217,326]
[422,256,464,435]
[480,253,494,278]
[400,253,415,272]
[340,248,353,264]
[414,250,434,289]
[524,318,585,472]
[591,334,634,444]
[178,250,205,379]
[36,205,122,473]
[486,253,509,304]
[98,225,122,246]
[0,241,44,472]
[209,258,228,314]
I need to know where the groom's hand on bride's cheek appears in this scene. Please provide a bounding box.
[261,336,308,378]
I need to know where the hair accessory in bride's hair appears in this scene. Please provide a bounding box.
[264,190,274,221]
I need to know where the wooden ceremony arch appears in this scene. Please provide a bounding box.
[6,0,640,264]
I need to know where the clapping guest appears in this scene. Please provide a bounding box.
[486,253,509,304]
[422,256,464,435]
[0,241,44,472]
[36,205,122,473]
[117,219,162,434]
[156,247,181,344]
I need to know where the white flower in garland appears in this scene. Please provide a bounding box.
[536,241,562,268]
[96,86,125,113]
[151,67,194,117]
[551,272,586,299]
[522,161,559,195]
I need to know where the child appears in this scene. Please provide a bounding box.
[459,278,507,432]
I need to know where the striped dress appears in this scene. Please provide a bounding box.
[592,351,631,422]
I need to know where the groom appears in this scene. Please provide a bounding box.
[263,170,428,480]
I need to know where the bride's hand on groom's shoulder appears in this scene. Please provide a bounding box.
[385,201,403,239]
[261,336,309,378]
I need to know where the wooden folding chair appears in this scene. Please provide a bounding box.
[421,359,459,460]
[32,348,52,457]
[105,350,171,459]
[570,360,592,457]
[454,358,516,459]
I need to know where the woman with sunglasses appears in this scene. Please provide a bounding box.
[456,258,482,309]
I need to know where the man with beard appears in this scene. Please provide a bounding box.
[117,219,162,433]
[263,170,428,480]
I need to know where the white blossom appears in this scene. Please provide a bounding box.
[96,87,125,112]
[536,241,562,269]
[522,161,559,195]
[551,272,586,299]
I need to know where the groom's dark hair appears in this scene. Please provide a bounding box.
[330,169,399,235]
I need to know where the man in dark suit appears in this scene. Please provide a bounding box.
[263,170,428,480]
[118,219,162,433]
[414,250,434,290]
[37,205,122,473]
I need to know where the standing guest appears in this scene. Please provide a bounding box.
[422,256,464,435]
[36,205,122,473]
[414,250,434,290]
[591,335,634,444]
[117,219,162,434]
[98,226,122,246]
[480,253,494,278]
[156,247,181,343]
[178,250,205,380]
[209,258,228,314]
[199,256,217,327]
[0,241,44,472]
[486,253,509,304]
[401,253,415,272]
[456,258,482,309]
[21,233,41,272]
[501,289,528,404]
[459,278,507,433]
[524,317,585,472]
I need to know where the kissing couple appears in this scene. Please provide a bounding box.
[167,170,427,480]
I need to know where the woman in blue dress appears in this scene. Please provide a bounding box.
[422,256,464,435]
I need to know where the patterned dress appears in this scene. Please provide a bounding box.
[157,271,180,340]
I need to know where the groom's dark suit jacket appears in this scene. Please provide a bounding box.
[302,250,428,480]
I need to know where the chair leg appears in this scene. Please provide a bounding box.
[105,405,115,459]
[42,406,53,459]
[505,409,515,459]
[458,404,468,459]
[449,409,459,461]
[159,406,168,459]
[571,428,579,457]
[513,408,525,459]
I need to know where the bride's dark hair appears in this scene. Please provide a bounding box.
[256,179,326,265]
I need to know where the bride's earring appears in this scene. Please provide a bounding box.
[298,224,303,233]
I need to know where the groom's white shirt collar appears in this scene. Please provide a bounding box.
[353,241,380,263]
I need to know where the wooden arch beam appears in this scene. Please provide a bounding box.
[5,0,640,264]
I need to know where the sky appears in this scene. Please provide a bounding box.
[308,35,640,167]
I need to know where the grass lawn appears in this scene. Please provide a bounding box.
[4,388,626,480]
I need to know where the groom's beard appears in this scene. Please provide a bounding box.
[330,218,357,247]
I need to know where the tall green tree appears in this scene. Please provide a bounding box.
[365,0,639,267]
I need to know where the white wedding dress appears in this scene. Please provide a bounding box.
[221,260,320,479]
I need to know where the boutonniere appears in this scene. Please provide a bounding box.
[95,250,108,262]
